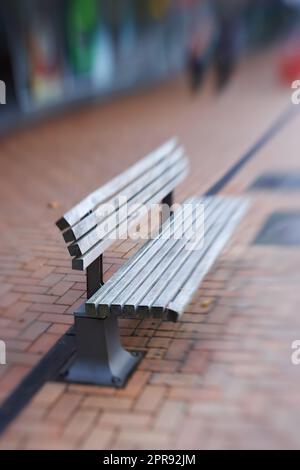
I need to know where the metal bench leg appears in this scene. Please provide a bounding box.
[86,255,103,298]
[65,312,142,387]
[161,191,173,224]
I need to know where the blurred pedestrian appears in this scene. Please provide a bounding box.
[187,1,218,92]
[213,0,248,89]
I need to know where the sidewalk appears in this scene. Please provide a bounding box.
[1,51,300,449]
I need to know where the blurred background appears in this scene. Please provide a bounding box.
[1,0,300,133]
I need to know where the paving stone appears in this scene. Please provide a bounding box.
[31,383,66,407]
[82,396,133,411]
[47,393,83,425]
[19,321,51,341]
[135,385,166,413]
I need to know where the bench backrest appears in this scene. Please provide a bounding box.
[56,137,189,276]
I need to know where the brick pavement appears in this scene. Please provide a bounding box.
[1,51,300,449]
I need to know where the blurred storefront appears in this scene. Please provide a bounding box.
[0,0,297,132]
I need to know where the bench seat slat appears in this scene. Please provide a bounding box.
[86,197,216,316]
[84,196,198,315]
[124,197,236,317]
[149,198,246,319]
[165,200,249,320]
[88,196,228,316]
[85,196,248,320]
[111,197,221,316]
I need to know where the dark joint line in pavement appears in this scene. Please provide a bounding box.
[204,105,298,196]
[0,328,75,436]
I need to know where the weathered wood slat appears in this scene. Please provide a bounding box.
[124,197,234,317]
[85,196,248,321]
[68,154,188,256]
[88,196,226,317]
[56,137,178,231]
[85,197,200,316]
[63,146,186,243]
[114,197,222,317]
[165,200,249,320]
[106,199,209,316]
[73,166,188,270]
[148,198,244,318]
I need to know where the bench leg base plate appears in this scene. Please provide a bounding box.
[62,313,142,387]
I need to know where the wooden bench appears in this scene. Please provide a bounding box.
[56,138,248,386]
